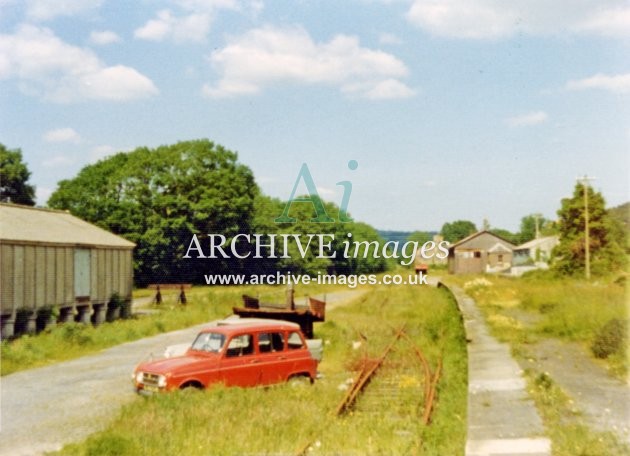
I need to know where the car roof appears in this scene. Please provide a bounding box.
[198,318,301,335]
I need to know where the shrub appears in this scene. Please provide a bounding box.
[591,319,628,359]
[60,323,93,346]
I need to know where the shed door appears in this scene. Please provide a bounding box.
[74,249,91,298]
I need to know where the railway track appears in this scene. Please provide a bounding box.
[296,325,443,455]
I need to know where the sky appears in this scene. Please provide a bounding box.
[0,0,628,233]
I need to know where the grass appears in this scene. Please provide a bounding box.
[56,283,467,456]
[0,281,351,376]
[448,273,630,455]
[524,370,630,456]
[452,274,628,378]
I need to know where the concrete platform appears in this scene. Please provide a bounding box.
[441,283,551,456]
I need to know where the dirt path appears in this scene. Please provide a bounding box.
[519,338,630,445]
[0,290,364,455]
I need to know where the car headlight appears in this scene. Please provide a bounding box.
[135,372,144,384]
[157,375,167,388]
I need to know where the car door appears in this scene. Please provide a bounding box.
[285,330,314,376]
[219,333,261,387]
[257,331,291,385]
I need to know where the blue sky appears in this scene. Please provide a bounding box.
[1,0,628,232]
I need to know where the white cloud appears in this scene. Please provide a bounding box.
[134,0,239,43]
[89,30,122,45]
[576,7,630,39]
[0,25,159,102]
[43,127,81,143]
[506,111,548,127]
[42,155,74,167]
[406,0,630,40]
[134,10,212,43]
[90,145,117,161]
[175,0,238,10]
[25,0,103,21]
[566,73,630,94]
[203,26,415,100]
[344,78,417,100]
[379,33,403,45]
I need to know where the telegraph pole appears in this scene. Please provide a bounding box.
[577,175,595,280]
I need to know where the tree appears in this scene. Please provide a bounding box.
[518,214,556,244]
[48,139,258,285]
[440,220,477,243]
[407,231,433,244]
[252,194,388,276]
[552,183,626,276]
[489,228,519,245]
[0,143,36,205]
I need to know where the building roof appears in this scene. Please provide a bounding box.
[0,203,135,248]
[488,242,513,253]
[515,235,559,251]
[448,230,516,251]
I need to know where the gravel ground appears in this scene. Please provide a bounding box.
[0,290,365,455]
[519,339,630,445]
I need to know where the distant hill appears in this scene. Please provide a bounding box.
[377,230,438,243]
[609,202,630,231]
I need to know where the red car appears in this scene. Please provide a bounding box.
[132,319,318,393]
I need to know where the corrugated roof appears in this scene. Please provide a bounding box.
[0,204,135,248]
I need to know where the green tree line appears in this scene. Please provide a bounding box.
[46,139,387,285]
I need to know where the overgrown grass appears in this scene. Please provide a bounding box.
[452,274,628,378]
[525,370,630,456]
[56,284,467,456]
[448,273,629,455]
[0,282,351,376]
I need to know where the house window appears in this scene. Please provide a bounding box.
[498,254,504,264]
[474,251,481,258]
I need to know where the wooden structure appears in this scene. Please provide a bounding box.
[0,204,135,338]
[447,230,515,275]
[233,294,326,339]
[148,283,192,304]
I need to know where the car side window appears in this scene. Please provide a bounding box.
[258,332,285,353]
[271,332,284,351]
[225,334,254,357]
[287,331,304,350]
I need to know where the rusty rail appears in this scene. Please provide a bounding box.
[335,324,406,416]
[422,355,443,425]
[401,332,444,426]
[295,325,406,456]
[401,332,432,411]
[295,324,445,455]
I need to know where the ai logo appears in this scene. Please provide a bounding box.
[275,160,358,223]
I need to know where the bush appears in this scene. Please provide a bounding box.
[591,319,627,359]
[521,269,559,281]
[60,323,94,346]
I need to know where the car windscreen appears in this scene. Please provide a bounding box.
[191,332,226,353]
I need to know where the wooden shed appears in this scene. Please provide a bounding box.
[0,203,135,338]
[447,230,515,275]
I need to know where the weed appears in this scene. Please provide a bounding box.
[591,318,628,359]
[524,369,630,456]
[54,284,467,455]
